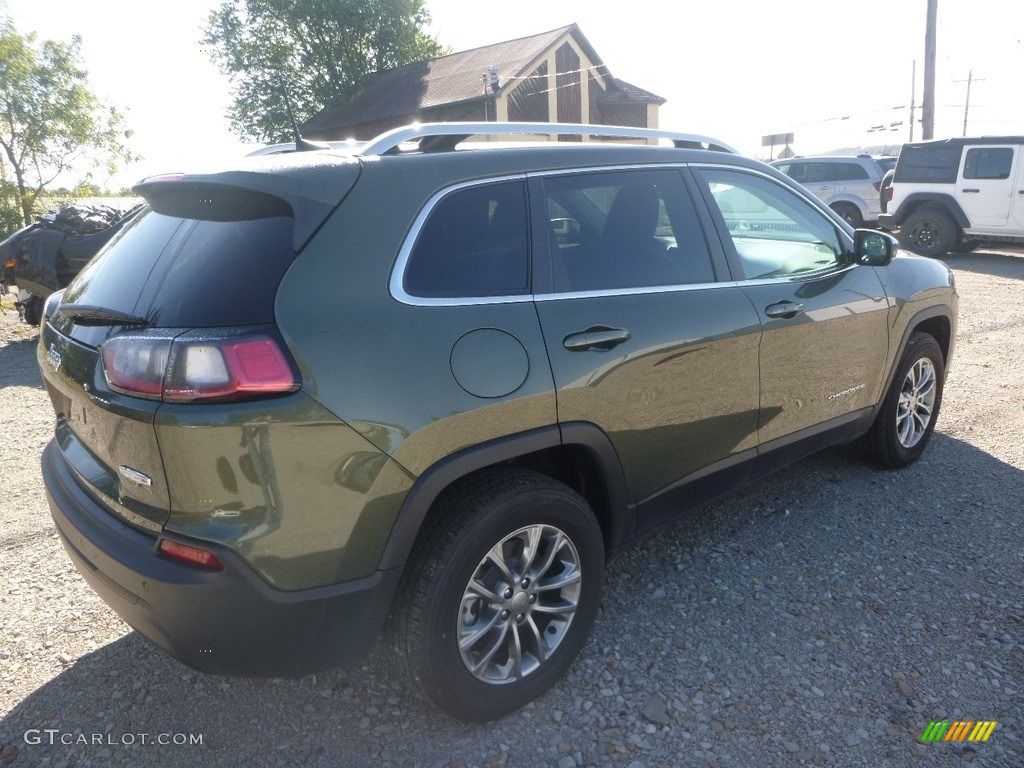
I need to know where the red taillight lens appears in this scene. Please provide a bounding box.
[101,332,299,402]
[872,181,882,192]
[885,187,894,201]
[158,538,223,570]
[163,338,296,401]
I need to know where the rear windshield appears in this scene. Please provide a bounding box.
[876,157,898,173]
[61,206,295,328]
[894,146,962,183]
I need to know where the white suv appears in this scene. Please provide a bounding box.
[879,137,1024,257]
[772,155,896,228]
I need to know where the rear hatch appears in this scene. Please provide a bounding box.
[38,155,360,533]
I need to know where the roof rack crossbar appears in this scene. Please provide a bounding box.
[357,122,737,156]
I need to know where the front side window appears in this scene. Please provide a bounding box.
[404,181,529,298]
[963,147,1014,180]
[541,169,715,292]
[696,168,845,280]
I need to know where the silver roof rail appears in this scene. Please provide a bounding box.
[358,122,737,156]
[245,139,366,157]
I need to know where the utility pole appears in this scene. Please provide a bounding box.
[910,60,917,142]
[922,0,937,140]
[955,70,984,136]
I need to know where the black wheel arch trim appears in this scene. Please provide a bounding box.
[891,193,970,229]
[377,422,633,571]
[871,305,954,422]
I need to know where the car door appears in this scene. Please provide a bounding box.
[957,145,1019,229]
[530,167,762,533]
[831,161,878,220]
[691,166,891,449]
[1014,147,1024,232]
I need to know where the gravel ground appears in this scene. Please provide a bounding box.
[1,252,1022,768]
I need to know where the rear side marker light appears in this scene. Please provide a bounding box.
[886,188,894,202]
[158,539,223,570]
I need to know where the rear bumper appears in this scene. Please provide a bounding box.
[42,440,400,677]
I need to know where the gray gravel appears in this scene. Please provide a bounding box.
[2,251,1023,768]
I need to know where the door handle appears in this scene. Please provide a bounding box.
[961,188,980,193]
[563,326,631,352]
[818,186,831,191]
[764,301,805,319]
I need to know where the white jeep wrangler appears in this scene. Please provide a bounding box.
[879,136,1024,257]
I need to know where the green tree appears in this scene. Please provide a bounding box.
[203,0,445,143]
[0,22,136,229]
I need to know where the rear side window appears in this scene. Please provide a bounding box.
[541,169,715,292]
[827,163,871,181]
[963,147,1014,180]
[403,181,529,298]
[895,146,962,183]
[61,205,296,328]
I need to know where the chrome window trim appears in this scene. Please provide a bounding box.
[390,174,531,307]
[534,281,737,302]
[390,163,861,308]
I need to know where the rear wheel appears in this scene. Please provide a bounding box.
[21,294,43,326]
[898,208,957,258]
[388,468,604,722]
[859,332,945,468]
[831,202,863,228]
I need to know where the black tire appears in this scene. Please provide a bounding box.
[898,208,957,258]
[21,294,43,326]
[950,240,980,253]
[859,332,945,468]
[388,468,605,722]
[831,202,863,228]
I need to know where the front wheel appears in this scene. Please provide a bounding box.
[859,332,945,468]
[388,469,604,722]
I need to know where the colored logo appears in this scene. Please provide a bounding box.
[921,721,998,743]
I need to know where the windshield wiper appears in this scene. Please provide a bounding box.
[59,304,150,327]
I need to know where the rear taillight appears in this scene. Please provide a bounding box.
[872,181,882,192]
[101,331,299,402]
[158,538,223,570]
[885,187,894,201]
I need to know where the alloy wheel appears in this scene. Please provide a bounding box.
[896,357,937,448]
[458,524,581,684]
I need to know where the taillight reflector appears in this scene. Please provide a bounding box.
[158,539,223,570]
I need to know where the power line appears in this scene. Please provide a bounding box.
[953,70,985,136]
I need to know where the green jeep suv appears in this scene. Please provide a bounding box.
[37,123,958,721]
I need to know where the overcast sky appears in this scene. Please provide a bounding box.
[5,0,1024,187]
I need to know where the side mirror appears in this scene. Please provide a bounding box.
[855,229,898,267]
